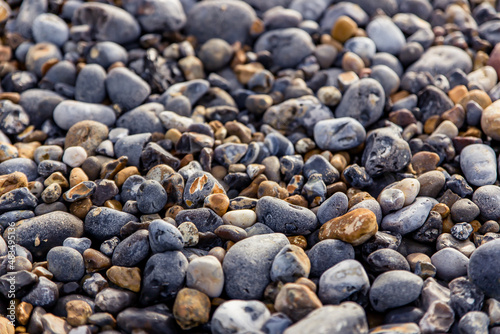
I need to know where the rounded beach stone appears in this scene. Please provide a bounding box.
[481,100,500,140]
[283,302,368,334]
[381,197,438,235]
[317,192,348,225]
[32,13,69,47]
[111,230,150,267]
[186,255,224,298]
[136,180,167,214]
[458,311,489,334]
[7,211,83,258]
[211,300,270,334]
[256,196,318,235]
[274,283,322,322]
[366,15,406,55]
[223,233,289,299]
[222,209,257,228]
[85,207,139,241]
[47,246,85,282]
[431,248,469,281]
[468,239,500,299]
[122,0,186,33]
[314,118,366,151]
[62,146,87,168]
[53,101,116,130]
[255,28,314,68]
[308,239,355,277]
[460,144,497,186]
[173,288,210,330]
[319,208,378,246]
[270,244,311,283]
[369,270,423,312]
[105,67,151,111]
[141,251,188,304]
[148,219,184,253]
[367,248,410,273]
[318,259,370,305]
[407,45,473,76]
[75,64,107,103]
[65,120,109,157]
[335,78,385,127]
[473,185,500,220]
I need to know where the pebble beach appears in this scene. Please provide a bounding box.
[0,0,500,333]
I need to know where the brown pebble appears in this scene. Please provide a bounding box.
[104,199,122,211]
[388,109,417,127]
[442,216,454,234]
[327,182,348,196]
[348,191,374,208]
[100,156,128,180]
[258,180,288,199]
[0,171,28,196]
[69,168,89,188]
[331,16,358,43]
[65,120,109,157]
[44,172,69,188]
[41,313,71,334]
[69,198,92,219]
[458,89,492,109]
[411,152,440,175]
[0,92,20,104]
[287,235,307,249]
[204,193,230,216]
[83,249,111,273]
[32,266,53,279]
[441,104,465,128]
[295,277,317,293]
[0,143,18,162]
[165,205,183,219]
[319,208,378,246]
[16,302,33,326]
[342,52,364,74]
[208,247,226,263]
[424,115,442,134]
[173,288,211,330]
[225,121,252,143]
[432,203,450,219]
[240,174,267,198]
[0,316,14,334]
[14,141,41,160]
[274,283,322,322]
[448,85,468,103]
[66,300,93,327]
[214,225,247,242]
[407,253,432,271]
[106,266,141,292]
[284,194,309,207]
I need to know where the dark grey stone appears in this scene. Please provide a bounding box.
[112,230,150,267]
[85,207,139,241]
[148,219,184,253]
[47,246,85,282]
[369,270,423,312]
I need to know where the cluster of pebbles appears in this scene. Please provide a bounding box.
[1,0,500,333]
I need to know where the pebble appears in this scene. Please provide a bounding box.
[186,255,224,298]
[211,300,270,334]
[369,270,423,312]
[314,118,366,151]
[335,78,385,127]
[460,144,497,186]
[473,185,500,220]
[173,288,210,330]
[318,259,370,305]
[367,248,410,273]
[316,192,348,225]
[136,180,167,214]
[408,45,472,77]
[449,277,485,318]
[468,239,500,299]
[223,233,289,299]
[431,247,469,281]
[366,15,406,55]
[319,208,378,246]
[283,302,368,334]
[381,197,437,235]
[53,101,116,131]
[270,244,310,283]
[275,283,322,322]
[85,207,138,241]
[458,311,490,334]
[419,301,455,333]
[47,246,85,282]
[75,64,107,104]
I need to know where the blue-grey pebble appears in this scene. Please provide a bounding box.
[114,133,152,167]
[369,270,423,312]
[264,132,294,157]
[317,192,348,225]
[22,277,59,308]
[362,127,411,176]
[32,13,69,47]
[366,248,410,273]
[0,210,34,229]
[175,208,223,233]
[372,52,404,77]
[75,64,107,103]
[141,251,188,303]
[122,0,186,33]
[148,219,184,253]
[407,45,472,76]
[381,197,437,235]
[460,144,497,186]
[458,311,489,334]
[335,78,385,127]
[185,0,257,44]
[87,42,128,69]
[473,185,500,220]
[15,0,47,39]
[211,299,271,334]
[47,246,85,282]
[112,230,150,267]
[245,222,274,237]
[256,196,318,235]
[85,207,139,241]
[0,158,38,181]
[25,43,62,78]
[431,248,469,281]
[468,239,500,299]
[0,187,37,214]
[261,313,293,334]
[255,28,314,68]
[63,237,91,254]
[136,180,167,214]
[303,154,339,184]
[161,79,210,106]
[72,2,140,45]
[53,100,116,130]
[451,199,480,223]
[117,107,164,135]
[308,239,355,277]
[370,65,400,95]
[367,16,406,55]
[223,233,289,299]
[314,118,366,151]
[319,259,370,305]
[106,67,151,111]
[19,89,64,128]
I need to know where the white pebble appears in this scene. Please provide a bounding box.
[62,146,87,168]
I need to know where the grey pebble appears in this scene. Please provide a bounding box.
[381,197,437,235]
[460,144,497,186]
[175,208,223,233]
[112,230,150,267]
[95,288,136,315]
[75,64,107,103]
[367,16,406,55]
[211,300,270,334]
[366,248,410,273]
[53,100,116,130]
[431,247,469,281]
[85,207,139,241]
[47,246,85,282]
[473,185,500,220]
[63,237,91,254]
[136,180,167,214]
[468,239,500,299]
[314,118,366,151]
[148,219,184,253]
[106,67,151,111]
[369,270,423,312]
